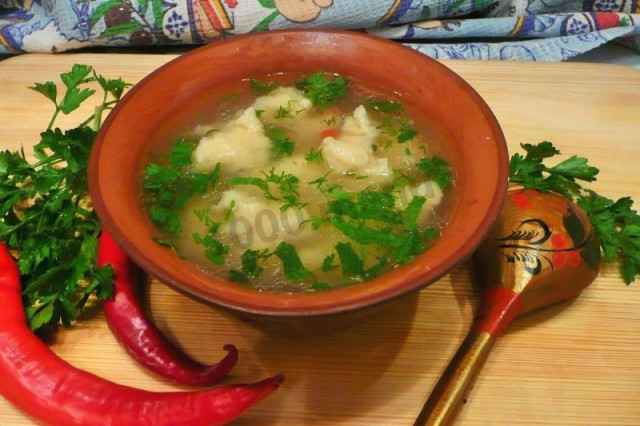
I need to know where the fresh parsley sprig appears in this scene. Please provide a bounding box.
[509,141,640,284]
[0,64,130,331]
[509,141,598,198]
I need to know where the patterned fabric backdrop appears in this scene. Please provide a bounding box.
[1,0,639,60]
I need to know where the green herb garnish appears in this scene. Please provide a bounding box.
[265,126,295,157]
[230,168,305,210]
[335,242,365,277]
[320,189,436,267]
[397,123,418,143]
[327,189,402,224]
[305,147,323,164]
[192,225,229,265]
[230,240,274,284]
[144,152,221,233]
[417,156,452,190]
[228,269,250,284]
[249,78,279,95]
[403,196,427,231]
[295,72,349,108]
[323,116,337,125]
[321,253,339,271]
[168,136,198,168]
[312,280,333,291]
[274,105,293,119]
[240,248,268,278]
[274,241,312,281]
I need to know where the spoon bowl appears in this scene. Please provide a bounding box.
[415,189,601,425]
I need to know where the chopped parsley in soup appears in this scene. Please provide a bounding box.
[142,72,454,293]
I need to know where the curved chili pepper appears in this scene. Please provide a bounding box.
[0,242,283,426]
[97,230,238,386]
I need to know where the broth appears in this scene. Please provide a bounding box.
[142,72,455,293]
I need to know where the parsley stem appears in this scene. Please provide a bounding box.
[0,213,38,238]
[92,90,110,132]
[93,105,104,132]
[79,99,117,130]
[31,154,64,169]
[46,107,62,131]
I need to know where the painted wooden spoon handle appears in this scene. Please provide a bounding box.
[415,288,521,425]
[413,330,495,426]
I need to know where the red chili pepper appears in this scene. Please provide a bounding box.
[321,128,340,139]
[0,242,283,426]
[97,230,238,386]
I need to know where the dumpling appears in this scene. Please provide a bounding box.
[321,105,392,183]
[253,87,312,123]
[216,189,313,251]
[192,107,271,173]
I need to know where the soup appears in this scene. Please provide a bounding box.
[142,72,454,293]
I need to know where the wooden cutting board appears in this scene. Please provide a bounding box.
[1,53,639,425]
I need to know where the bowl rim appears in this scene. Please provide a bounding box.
[90,29,509,318]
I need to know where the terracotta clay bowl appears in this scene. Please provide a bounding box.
[89,30,509,331]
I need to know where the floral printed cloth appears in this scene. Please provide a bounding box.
[1,0,639,60]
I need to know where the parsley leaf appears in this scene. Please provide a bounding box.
[240,248,269,278]
[321,188,439,274]
[305,147,323,164]
[30,82,57,104]
[228,269,250,284]
[327,189,402,224]
[169,137,198,168]
[265,126,295,157]
[230,168,306,210]
[321,253,339,271]
[397,123,418,143]
[144,139,220,234]
[274,105,293,119]
[404,196,427,231]
[417,156,452,190]
[249,78,279,95]
[509,141,598,198]
[2,65,129,330]
[312,280,333,291]
[149,207,182,234]
[335,242,364,277]
[274,241,312,281]
[577,191,640,283]
[295,72,349,108]
[509,141,640,284]
[192,224,229,265]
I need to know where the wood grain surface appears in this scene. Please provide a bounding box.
[1,54,639,425]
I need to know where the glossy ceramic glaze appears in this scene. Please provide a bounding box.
[89,30,509,322]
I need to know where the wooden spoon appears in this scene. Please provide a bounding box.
[414,189,602,425]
